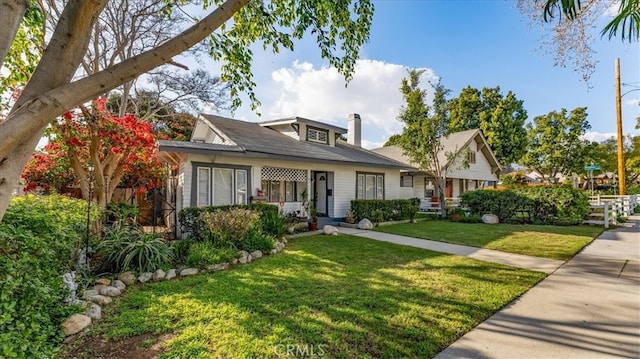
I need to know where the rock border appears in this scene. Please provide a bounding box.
[61,238,289,340]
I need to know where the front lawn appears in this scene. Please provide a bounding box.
[375,221,603,260]
[67,234,544,358]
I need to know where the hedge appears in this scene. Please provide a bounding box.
[178,203,280,241]
[0,194,97,358]
[350,198,420,222]
[460,186,590,225]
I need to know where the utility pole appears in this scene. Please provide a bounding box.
[615,58,625,195]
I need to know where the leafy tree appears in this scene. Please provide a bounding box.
[521,107,593,182]
[0,0,374,222]
[587,135,640,185]
[21,99,164,210]
[517,0,638,82]
[396,69,457,217]
[448,86,527,165]
[384,134,403,147]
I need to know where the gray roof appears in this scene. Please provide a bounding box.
[158,114,414,169]
[372,129,501,172]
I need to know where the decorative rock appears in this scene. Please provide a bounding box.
[93,284,106,292]
[85,303,102,320]
[482,214,499,224]
[118,271,137,286]
[153,269,166,282]
[165,269,177,280]
[358,218,374,230]
[232,258,238,265]
[62,272,79,304]
[95,278,111,286]
[61,314,91,336]
[81,289,99,301]
[250,250,263,259]
[275,242,285,253]
[323,225,339,235]
[208,263,229,271]
[180,268,199,276]
[282,238,288,244]
[270,249,277,255]
[99,286,122,297]
[89,295,112,305]
[238,250,251,264]
[112,280,126,291]
[138,272,153,283]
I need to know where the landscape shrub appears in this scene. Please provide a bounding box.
[461,186,590,225]
[97,225,173,274]
[460,190,527,223]
[0,194,95,358]
[203,208,261,247]
[186,242,237,269]
[178,203,280,241]
[238,227,276,253]
[514,186,589,225]
[259,208,287,238]
[458,214,483,223]
[350,198,420,222]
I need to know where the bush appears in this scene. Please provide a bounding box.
[203,208,260,247]
[186,242,237,269]
[461,186,590,225]
[98,225,173,273]
[238,228,276,253]
[350,198,420,222]
[178,204,280,241]
[259,209,287,238]
[460,189,526,223]
[0,194,95,358]
[458,214,483,223]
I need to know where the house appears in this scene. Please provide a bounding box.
[157,113,415,230]
[371,129,501,209]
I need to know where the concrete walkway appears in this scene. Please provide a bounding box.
[435,215,640,359]
[338,227,564,274]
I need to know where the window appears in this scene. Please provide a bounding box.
[307,127,328,144]
[194,164,249,206]
[356,173,384,199]
[197,168,211,206]
[468,151,476,164]
[261,179,307,202]
[400,175,413,187]
[260,167,308,202]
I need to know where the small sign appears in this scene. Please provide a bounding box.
[585,165,601,171]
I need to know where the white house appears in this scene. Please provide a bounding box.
[372,129,501,208]
[158,113,415,225]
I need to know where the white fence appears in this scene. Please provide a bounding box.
[586,194,639,228]
[419,197,461,213]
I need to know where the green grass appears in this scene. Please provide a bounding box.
[375,221,603,260]
[84,234,544,358]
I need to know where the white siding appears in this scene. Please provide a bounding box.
[179,153,406,218]
[447,141,498,181]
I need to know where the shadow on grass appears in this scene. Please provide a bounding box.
[90,234,543,358]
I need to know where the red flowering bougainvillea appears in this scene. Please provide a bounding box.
[22,98,165,209]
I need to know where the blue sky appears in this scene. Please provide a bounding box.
[215,0,639,149]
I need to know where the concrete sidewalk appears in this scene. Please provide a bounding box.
[435,215,640,359]
[338,227,564,274]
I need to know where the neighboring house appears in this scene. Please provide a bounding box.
[157,113,415,229]
[371,129,501,208]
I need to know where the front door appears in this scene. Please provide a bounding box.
[445,179,453,198]
[315,172,327,216]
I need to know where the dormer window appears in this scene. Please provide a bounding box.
[307,127,328,144]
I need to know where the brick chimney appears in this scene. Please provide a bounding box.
[347,113,361,147]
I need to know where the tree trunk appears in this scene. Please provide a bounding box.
[0,0,30,69]
[436,176,447,217]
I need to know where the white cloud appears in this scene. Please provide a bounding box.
[603,1,621,17]
[263,59,438,143]
[624,97,640,106]
[361,139,385,150]
[582,131,617,142]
